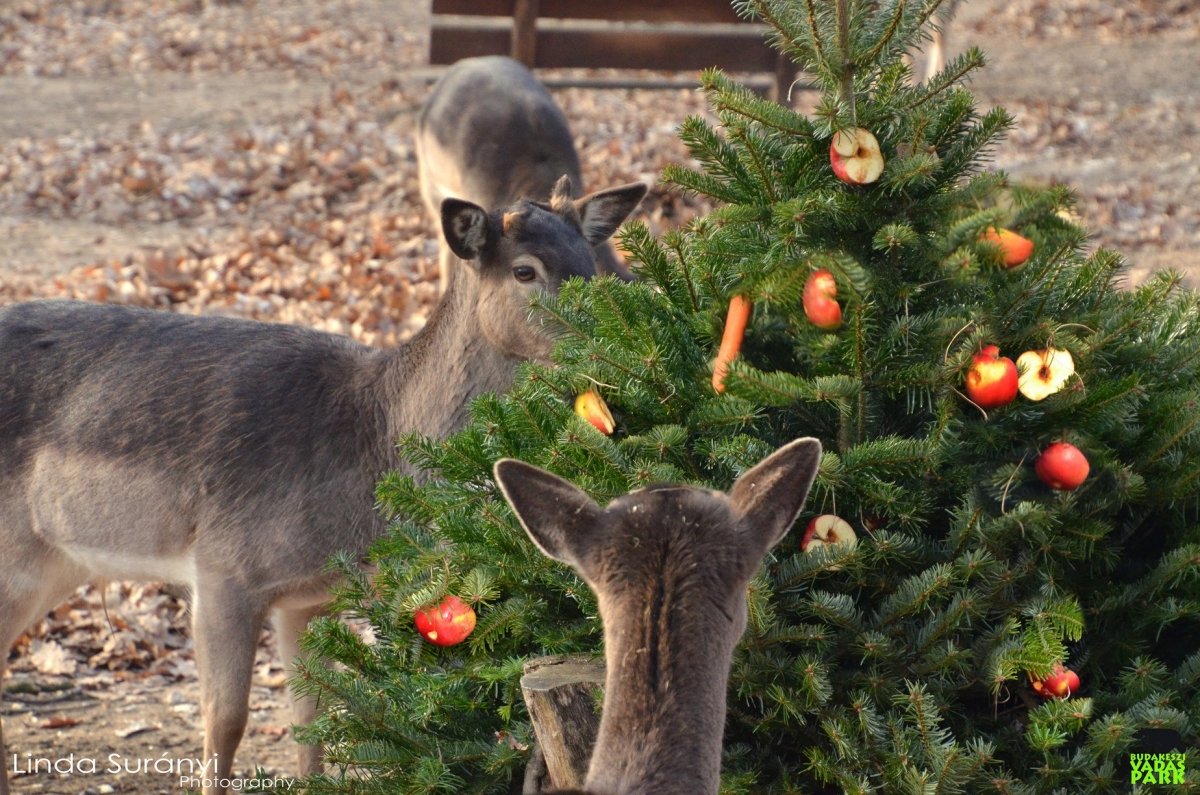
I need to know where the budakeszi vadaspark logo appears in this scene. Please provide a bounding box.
[1130,752,1186,787]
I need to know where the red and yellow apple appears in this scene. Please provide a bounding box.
[801,514,858,553]
[981,227,1034,268]
[1017,347,1075,401]
[414,595,477,647]
[803,269,843,329]
[964,345,1019,409]
[830,128,885,185]
[1030,663,1081,699]
[1035,441,1089,490]
[575,390,615,435]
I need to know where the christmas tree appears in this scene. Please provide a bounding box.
[297,1,1200,791]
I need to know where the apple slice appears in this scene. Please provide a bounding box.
[830,128,885,185]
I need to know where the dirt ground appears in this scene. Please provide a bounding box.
[2,1,1198,793]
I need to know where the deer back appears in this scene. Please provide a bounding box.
[418,55,581,216]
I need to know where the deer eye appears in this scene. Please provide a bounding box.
[512,265,537,282]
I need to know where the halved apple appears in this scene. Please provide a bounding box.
[1017,347,1075,401]
[801,514,858,552]
[830,128,884,185]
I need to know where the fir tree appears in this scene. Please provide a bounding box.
[296,1,1200,792]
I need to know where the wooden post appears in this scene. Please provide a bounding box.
[512,0,540,67]
[520,655,605,791]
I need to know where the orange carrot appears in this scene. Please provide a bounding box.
[712,294,752,394]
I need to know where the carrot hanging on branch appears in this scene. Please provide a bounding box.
[712,294,752,394]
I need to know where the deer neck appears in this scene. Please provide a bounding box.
[584,604,737,795]
[377,275,520,466]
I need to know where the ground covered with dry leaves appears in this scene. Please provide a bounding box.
[1,1,1197,792]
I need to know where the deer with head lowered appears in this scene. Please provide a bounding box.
[494,437,823,794]
[418,55,635,295]
[0,172,645,792]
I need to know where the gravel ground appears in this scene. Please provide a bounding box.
[2,1,1197,792]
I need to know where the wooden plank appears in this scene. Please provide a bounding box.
[431,21,778,73]
[432,0,746,24]
[431,19,510,65]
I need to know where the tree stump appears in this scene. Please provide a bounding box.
[520,654,605,792]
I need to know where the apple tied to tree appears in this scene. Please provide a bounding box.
[1030,662,1081,699]
[801,515,858,552]
[1017,346,1075,401]
[1035,441,1090,490]
[803,269,842,329]
[414,595,477,647]
[830,127,885,185]
[981,227,1034,268]
[575,389,616,435]
[964,345,1019,408]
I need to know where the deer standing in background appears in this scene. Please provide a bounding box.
[0,174,644,795]
[418,55,634,295]
[494,437,823,794]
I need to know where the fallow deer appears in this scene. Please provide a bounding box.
[417,55,633,294]
[494,437,822,794]
[0,177,645,795]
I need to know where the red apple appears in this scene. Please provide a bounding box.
[1030,663,1081,699]
[964,345,1019,409]
[1035,442,1089,490]
[801,514,858,552]
[981,227,1034,268]
[803,269,842,329]
[830,128,885,185]
[414,595,477,647]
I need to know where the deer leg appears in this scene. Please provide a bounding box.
[0,535,87,795]
[193,585,268,795]
[272,603,327,776]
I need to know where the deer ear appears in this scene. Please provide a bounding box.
[441,198,495,261]
[729,437,822,553]
[493,459,603,571]
[574,182,648,247]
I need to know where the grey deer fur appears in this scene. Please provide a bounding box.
[494,437,823,795]
[0,176,644,795]
[418,55,634,295]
